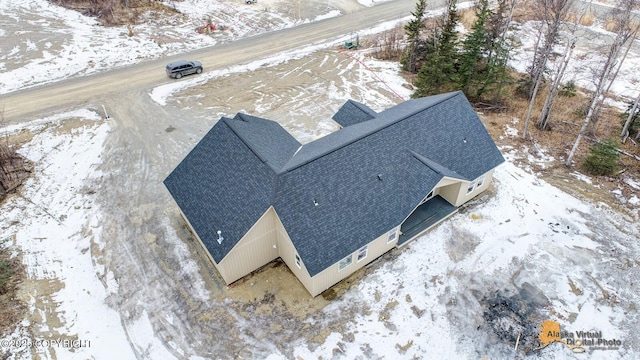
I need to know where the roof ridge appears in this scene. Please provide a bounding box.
[409,150,467,180]
[348,99,377,116]
[280,91,462,173]
[223,117,269,164]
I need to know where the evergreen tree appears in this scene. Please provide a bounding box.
[458,0,491,96]
[482,0,513,100]
[582,140,620,176]
[402,0,428,73]
[459,0,512,101]
[413,0,460,97]
[438,0,460,76]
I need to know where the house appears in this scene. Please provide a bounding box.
[164,91,505,297]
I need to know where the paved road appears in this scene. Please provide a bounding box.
[0,0,416,124]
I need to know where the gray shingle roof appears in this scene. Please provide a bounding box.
[331,99,377,127]
[164,91,504,276]
[225,113,301,171]
[409,150,466,180]
[163,117,287,262]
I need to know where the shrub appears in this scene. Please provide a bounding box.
[0,256,17,295]
[0,143,31,202]
[558,81,577,97]
[582,140,619,176]
[370,27,405,61]
[573,103,589,118]
[0,239,24,338]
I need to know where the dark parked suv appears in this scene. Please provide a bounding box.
[166,60,203,79]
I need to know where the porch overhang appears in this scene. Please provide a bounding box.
[398,195,458,245]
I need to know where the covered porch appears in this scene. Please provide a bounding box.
[398,195,458,245]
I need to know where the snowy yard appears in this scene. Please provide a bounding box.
[1,0,639,359]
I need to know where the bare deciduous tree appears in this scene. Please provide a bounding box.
[521,0,573,139]
[566,0,639,166]
[536,3,591,130]
[621,89,640,141]
[590,28,638,125]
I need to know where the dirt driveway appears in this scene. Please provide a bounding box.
[3,0,639,358]
[0,1,420,357]
[85,47,414,358]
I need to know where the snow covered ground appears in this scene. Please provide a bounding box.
[293,148,639,359]
[0,0,347,94]
[509,15,640,107]
[2,112,141,358]
[1,0,639,359]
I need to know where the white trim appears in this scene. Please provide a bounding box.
[356,245,368,262]
[398,176,459,227]
[338,254,353,271]
[466,181,475,194]
[387,227,398,244]
[295,253,301,269]
[419,189,435,205]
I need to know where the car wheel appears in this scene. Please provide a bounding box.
[175,72,182,79]
[196,68,202,74]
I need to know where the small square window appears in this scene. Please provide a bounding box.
[357,245,368,262]
[476,175,486,188]
[466,182,475,194]
[295,254,301,269]
[338,254,353,271]
[387,228,398,243]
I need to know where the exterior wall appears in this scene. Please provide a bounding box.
[435,170,496,207]
[272,213,316,295]
[307,229,399,296]
[451,169,495,206]
[432,177,462,206]
[234,209,400,297]
[188,204,400,297]
[217,207,279,284]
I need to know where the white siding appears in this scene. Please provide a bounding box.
[217,208,279,284]
[452,169,495,206]
[273,213,315,294]
[308,230,397,296]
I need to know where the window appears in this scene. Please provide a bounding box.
[357,245,368,262]
[476,175,486,188]
[338,254,353,271]
[295,254,301,269]
[466,181,475,194]
[387,227,398,244]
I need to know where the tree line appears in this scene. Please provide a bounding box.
[402,0,640,172]
[51,0,160,25]
[402,0,514,104]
